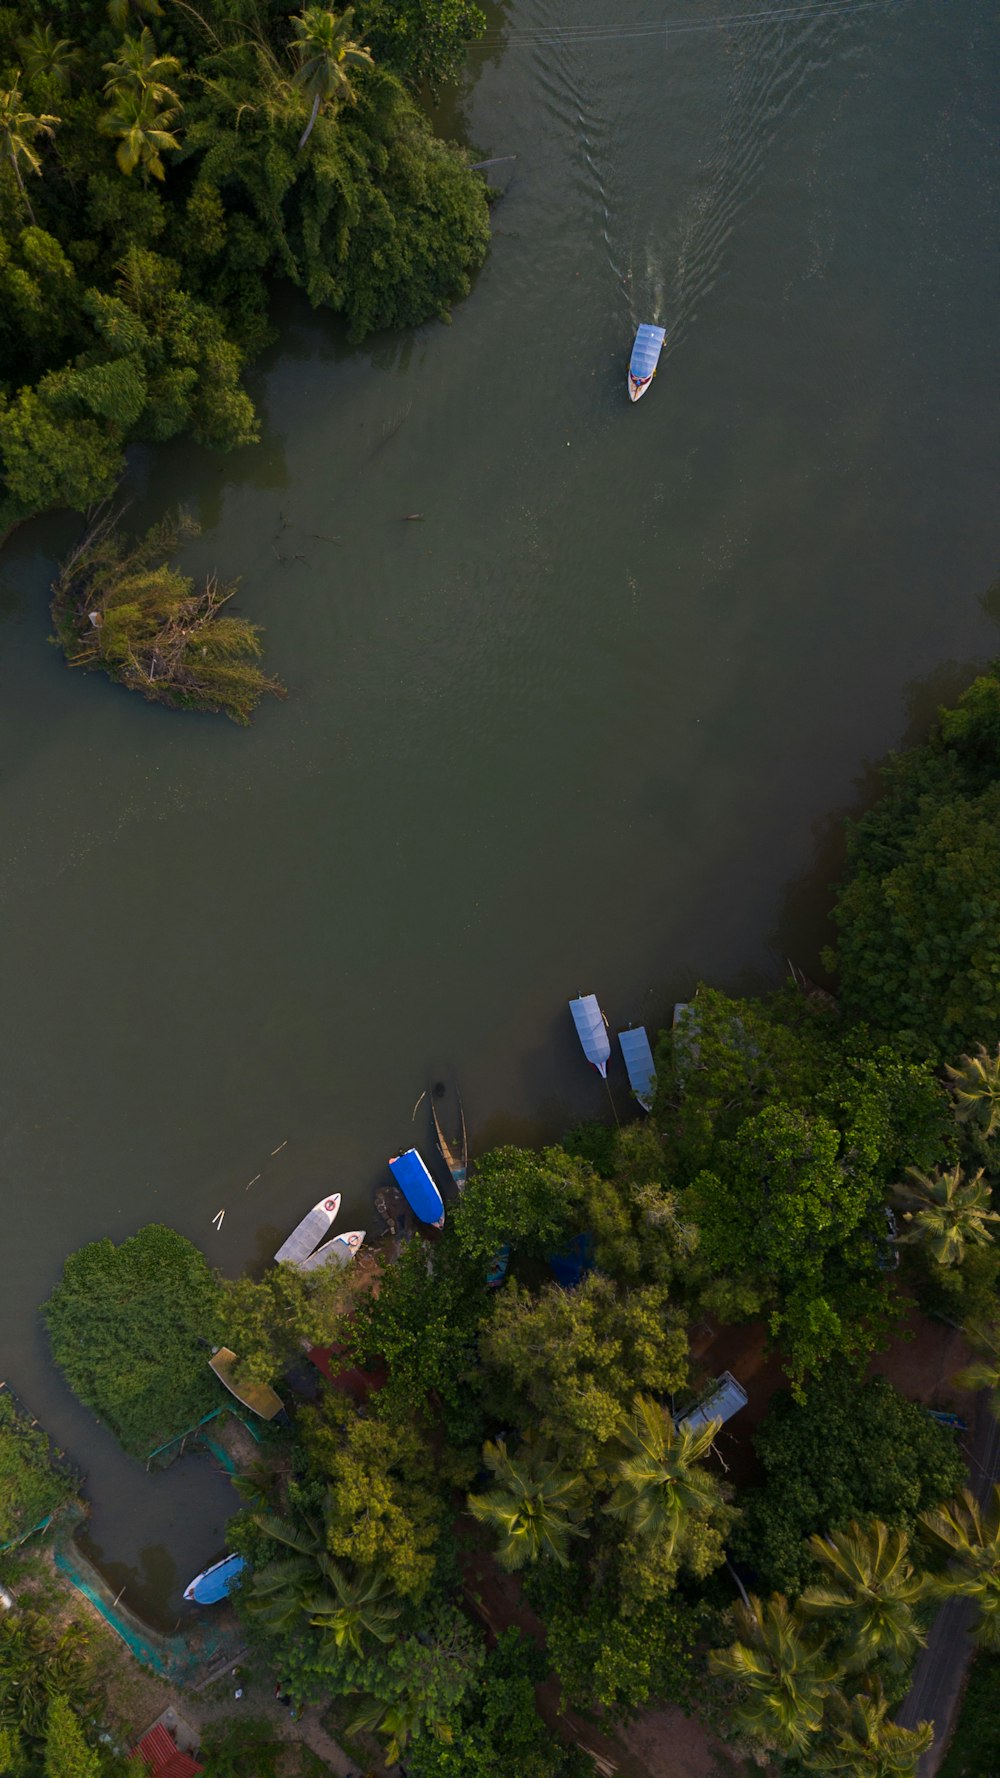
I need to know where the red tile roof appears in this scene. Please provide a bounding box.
[135,1724,203,1778]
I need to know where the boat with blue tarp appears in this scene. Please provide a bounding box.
[569,994,610,1077]
[618,1026,656,1111]
[389,1148,445,1228]
[628,323,666,402]
[548,1231,595,1289]
[487,1243,511,1288]
[183,1552,246,1604]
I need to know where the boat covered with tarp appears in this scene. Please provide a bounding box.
[487,1243,511,1288]
[209,1347,284,1421]
[389,1148,445,1228]
[628,323,666,402]
[274,1194,341,1265]
[298,1230,365,1272]
[548,1231,595,1289]
[569,994,610,1077]
[183,1552,246,1604]
[678,1370,748,1435]
[618,1026,656,1111]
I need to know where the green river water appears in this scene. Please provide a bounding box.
[0,0,997,1627]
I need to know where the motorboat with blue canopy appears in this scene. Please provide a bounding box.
[678,1370,748,1435]
[389,1148,445,1228]
[183,1552,246,1604]
[569,994,610,1077]
[618,1026,656,1111]
[628,323,666,402]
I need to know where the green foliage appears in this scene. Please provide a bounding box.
[467,1437,588,1571]
[217,1263,349,1388]
[830,665,1000,1061]
[356,0,485,89]
[479,1273,689,1468]
[0,1396,73,1548]
[50,507,282,724]
[405,1630,592,1778]
[0,1612,91,1745]
[448,1144,580,1266]
[709,1592,837,1759]
[937,1651,1000,1778]
[198,1717,283,1778]
[347,1232,487,1439]
[734,1368,966,1595]
[599,1395,733,1592]
[43,1224,221,1458]
[919,1484,1000,1652]
[345,1605,484,1763]
[530,1560,710,1720]
[42,1697,101,1778]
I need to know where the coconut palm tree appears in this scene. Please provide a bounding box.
[103,28,182,107]
[288,6,373,149]
[98,85,181,181]
[798,1520,930,1673]
[0,79,59,224]
[708,1593,836,1758]
[811,1683,933,1777]
[945,1043,1000,1138]
[919,1485,1000,1651]
[601,1393,725,1555]
[248,1508,400,1652]
[956,1318,1000,1421]
[890,1164,1000,1266]
[18,26,82,99]
[467,1436,587,1571]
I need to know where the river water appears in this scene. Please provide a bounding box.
[0,0,997,1627]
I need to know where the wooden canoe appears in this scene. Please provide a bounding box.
[209,1347,284,1421]
[431,1090,468,1192]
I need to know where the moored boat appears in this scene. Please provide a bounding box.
[618,1025,657,1111]
[431,1087,468,1192]
[628,323,666,402]
[183,1552,246,1604]
[388,1148,445,1228]
[208,1347,284,1421]
[487,1243,511,1288]
[297,1230,366,1272]
[569,994,611,1078]
[274,1194,341,1266]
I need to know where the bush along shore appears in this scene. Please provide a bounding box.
[29,661,1000,1775]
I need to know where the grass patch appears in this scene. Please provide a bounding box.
[0,1392,74,1547]
[938,1652,1000,1778]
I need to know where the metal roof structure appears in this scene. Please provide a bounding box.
[678,1370,748,1435]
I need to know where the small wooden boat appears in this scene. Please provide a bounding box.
[297,1230,365,1272]
[618,1025,656,1111]
[274,1194,341,1266]
[208,1347,284,1421]
[569,994,611,1078]
[389,1148,445,1228]
[487,1243,510,1288]
[628,323,666,402]
[183,1552,246,1604]
[431,1087,468,1192]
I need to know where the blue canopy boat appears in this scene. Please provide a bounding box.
[569,994,610,1078]
[628,323,666,402]
[183,1552,246,1604]
[389,1148,445,1228]
[618,1026,657,1112]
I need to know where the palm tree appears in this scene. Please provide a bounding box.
[288,6,373,149]
[0,79,59,224]
[248,1508,400,1652]
[103,28,182,107]
[956,1318,1000,1421]
[709,1593,836,1758]
[467,1436,587,1571]
[601,1393,725,1555]
[811,1683,933,1777]
[919,1484,1000,1651]
[945,1043,1000,1138]
[18,26,82,99]
[890,1164,1000,1266]
[798,1520,930,1673]
[107,0,164,31]
[98,85,181,181]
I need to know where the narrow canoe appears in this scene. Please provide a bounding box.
[569,994,611,1078]
[183,1552,246,1604]
[618,1025,656,1111]
[388,1148,445,1228]
[208,1347,284,1421]
[274,1194,341,1266]
[628,323,666,402]
[297,1230,366,1272]
[431,1090,468,1192]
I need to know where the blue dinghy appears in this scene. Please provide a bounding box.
[628,323,666,402]
[389,1148,445,1228]
[618,1026,656,1111]
[569,994,611,1078]
[183,1552,246,1604]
